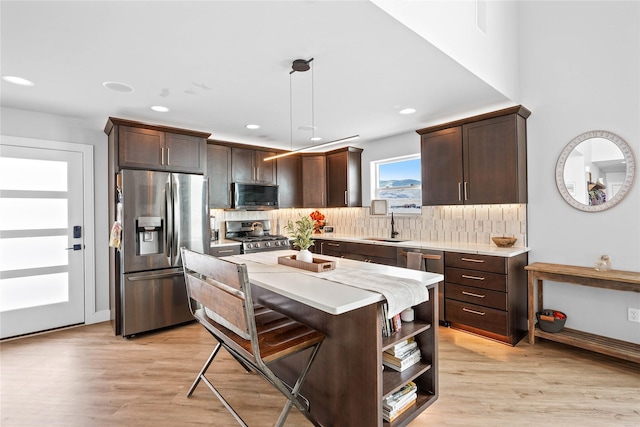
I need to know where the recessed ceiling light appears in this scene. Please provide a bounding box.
[150,105,170,112]
[246,124,261,130]
[102,81,134,93]
[399,108,417,115]
[2,75,35,86]
[310,136,322,142]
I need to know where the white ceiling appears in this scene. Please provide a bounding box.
[1,1,509,151]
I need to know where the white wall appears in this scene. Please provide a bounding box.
[1,107,110,322]
[519,1,640,343]
[372,0,520,100]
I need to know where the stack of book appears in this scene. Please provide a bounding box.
[380,303,402,337]
[382,337,421,372]
[383,381,418,422]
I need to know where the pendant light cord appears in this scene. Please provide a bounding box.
[289,72,293,152]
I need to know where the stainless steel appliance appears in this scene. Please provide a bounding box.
[231,182,279,210]
[119,169,208,337]
[225,220,290,253]
[397,249,446,326]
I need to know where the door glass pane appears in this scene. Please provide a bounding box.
[0,236,68,271]
[0,273,69,312]
[0,198,68,230]
[0,158,67,191]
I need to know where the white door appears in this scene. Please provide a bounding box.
[0,144,85,338]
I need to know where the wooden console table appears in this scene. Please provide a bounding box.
[526,262,640,363]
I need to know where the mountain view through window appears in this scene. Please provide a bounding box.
[375,156,421,214]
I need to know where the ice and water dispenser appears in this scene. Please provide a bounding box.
[136,216,163,255]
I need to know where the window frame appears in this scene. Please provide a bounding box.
[373,154,422,215]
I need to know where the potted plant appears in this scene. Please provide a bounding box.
[285,215,315,263]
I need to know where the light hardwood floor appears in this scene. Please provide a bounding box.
[1,322,639,426]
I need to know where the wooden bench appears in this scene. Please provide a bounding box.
[181,248,325,426]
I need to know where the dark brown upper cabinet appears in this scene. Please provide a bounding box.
[206,143,232,208]
[302,154,327,208]
[110,121,207,174]
[417,106,530,206]
[326,147,363,208]
[231,147,276,185]
[277,155,302,208]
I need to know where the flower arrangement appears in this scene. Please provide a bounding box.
[284,215,316,251]
[310,210,326,234]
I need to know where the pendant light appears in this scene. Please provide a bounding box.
[264,58,359,161]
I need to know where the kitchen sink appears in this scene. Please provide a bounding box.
[362,237,408,243]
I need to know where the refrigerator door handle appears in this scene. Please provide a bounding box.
[171,176,181,265]
[126,271,183,281]
[165,180,173,262]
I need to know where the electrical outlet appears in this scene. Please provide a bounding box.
[628,308,640,323]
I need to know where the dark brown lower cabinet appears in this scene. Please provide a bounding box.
[444,251,528,346]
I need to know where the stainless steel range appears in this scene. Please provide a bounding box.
[225,220,290,253]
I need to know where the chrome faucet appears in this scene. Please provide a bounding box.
[390,212,399,239]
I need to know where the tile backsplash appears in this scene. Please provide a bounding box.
[211,204,527,247]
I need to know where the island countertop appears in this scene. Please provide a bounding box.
[221,249,443,315]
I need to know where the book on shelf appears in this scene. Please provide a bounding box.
[380,303,403,338]
[383,394,417,422]
[383,381,418,411]
[385,337,417,357]
[382,347,421,372]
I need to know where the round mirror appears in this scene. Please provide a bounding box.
[556,130,635,212]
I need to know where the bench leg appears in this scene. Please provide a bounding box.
[187,342,222,397]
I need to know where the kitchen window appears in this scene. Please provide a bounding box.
[373,155,421,214]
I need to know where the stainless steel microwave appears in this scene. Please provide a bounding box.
[231,182,279,210]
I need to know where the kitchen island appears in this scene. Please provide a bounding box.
[221,250,443,427]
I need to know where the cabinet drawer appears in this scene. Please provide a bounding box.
[319,240,345,254]
[446,283,507,311]
[445,252,506,274]
[209,245,241,257]
[445,267,507,292]
[446,299,507,336]
[345,242,397,260]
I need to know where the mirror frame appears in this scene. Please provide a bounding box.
[556,130,635,212]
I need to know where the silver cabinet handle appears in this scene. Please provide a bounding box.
[461,257,484,263]
[458,182,462,201]
[464,181,468,200]
[344,191,348,205]
[161,147,165,165]
[166,147,170,165]
[463,307,486,316]
[462,274,485,281]
[462,291,486,298]
[327,243,340,247]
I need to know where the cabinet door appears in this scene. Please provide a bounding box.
[231,147,255,183]
[255,150,276,184]
[118,126,164,170]
[420,127,463,205]
[463,114,526,204]
[326,149,362,207]
[206,144,232,208]
[164,133,205,173]
[302,155,326,208]
[231,148,276,184]
[277,155,302,208]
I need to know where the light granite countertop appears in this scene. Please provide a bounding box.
[211,234,529,257]
[311,233,529,257]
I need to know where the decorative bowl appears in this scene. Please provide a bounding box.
[492,236,517,247]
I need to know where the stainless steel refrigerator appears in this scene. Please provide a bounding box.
[118,169,208,337]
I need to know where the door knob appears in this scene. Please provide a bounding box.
[65,244,82,251]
